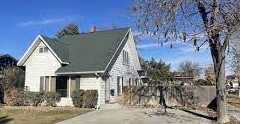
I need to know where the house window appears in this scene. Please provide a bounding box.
[39,46,48,53]
[44,47,48,52]
[39,48,44,53]
[122,50,129,65]
[40,76,50,92]
[40,76,44,92]
[135,79,138,86]
[45,76,49,91]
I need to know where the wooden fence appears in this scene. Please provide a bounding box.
[121,85,216,108]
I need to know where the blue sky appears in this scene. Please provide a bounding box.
[0,0,212,71]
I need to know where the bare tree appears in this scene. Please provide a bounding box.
[178,61,201,78]
[56,23,80,38]
[0,67,24,103]
[228,33,240,83]
[132,0,239,123]
[205,64,216,85]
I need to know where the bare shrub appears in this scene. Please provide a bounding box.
[5,87,24,106]
[44,92,61,107]
[24,91,44,106]
[71,90,98,108]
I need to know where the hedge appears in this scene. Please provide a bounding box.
[24,91,60,107]
[71,90,98,108]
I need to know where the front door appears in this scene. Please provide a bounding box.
[56,76,68,97]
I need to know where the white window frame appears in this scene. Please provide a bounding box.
[39,46,48,53]
[122,50,129,65]
[40,76,51,92]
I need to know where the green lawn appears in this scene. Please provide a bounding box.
[0,106,91,124]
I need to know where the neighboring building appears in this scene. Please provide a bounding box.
[17,28,142,107]
[172,72,194,85]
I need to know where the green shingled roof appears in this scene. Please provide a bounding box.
[43,27,130,74]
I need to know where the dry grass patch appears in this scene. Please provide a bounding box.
[0,106,91,124]
[227,95,240,108]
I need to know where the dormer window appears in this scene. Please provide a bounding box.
[39,46,48,53]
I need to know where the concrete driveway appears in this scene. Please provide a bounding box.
[56,104,214,124]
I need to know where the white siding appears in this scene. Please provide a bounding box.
[80,76,106,106]
[24,41,61,92]
[80,77,99,90]
[106,31,141,101]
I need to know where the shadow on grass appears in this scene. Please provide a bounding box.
[0,116,13,124]
[180,109,217,121]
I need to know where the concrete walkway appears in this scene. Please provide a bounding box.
[56,104,213,124]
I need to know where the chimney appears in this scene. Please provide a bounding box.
[90,26,97,33]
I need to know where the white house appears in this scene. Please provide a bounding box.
[17,27,142,107]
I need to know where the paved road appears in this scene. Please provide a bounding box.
[56,104,213,124]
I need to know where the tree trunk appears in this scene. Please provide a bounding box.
[211,49,229,123]
[159,85,167,113]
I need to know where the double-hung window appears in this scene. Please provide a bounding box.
[40,76,50,92]
[39,46,48,53]
[122,50,129,65]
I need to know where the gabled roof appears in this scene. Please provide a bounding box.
[18,27,131,74]
[17,35,69,66]
[41,36,70,63]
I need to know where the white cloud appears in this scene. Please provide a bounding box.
[17,16,81,27]
[137,41,209,53]
[137,42,171,49]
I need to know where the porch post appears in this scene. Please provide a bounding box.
[97,77,106,109]
[68,77,71,98]
[48,77,51,92]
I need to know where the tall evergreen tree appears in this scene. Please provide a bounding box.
[140,57,173,83]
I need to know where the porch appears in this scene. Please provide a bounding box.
[40,76,80,106]
[39,75,105,107]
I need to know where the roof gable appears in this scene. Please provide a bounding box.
[17,35,68,66]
